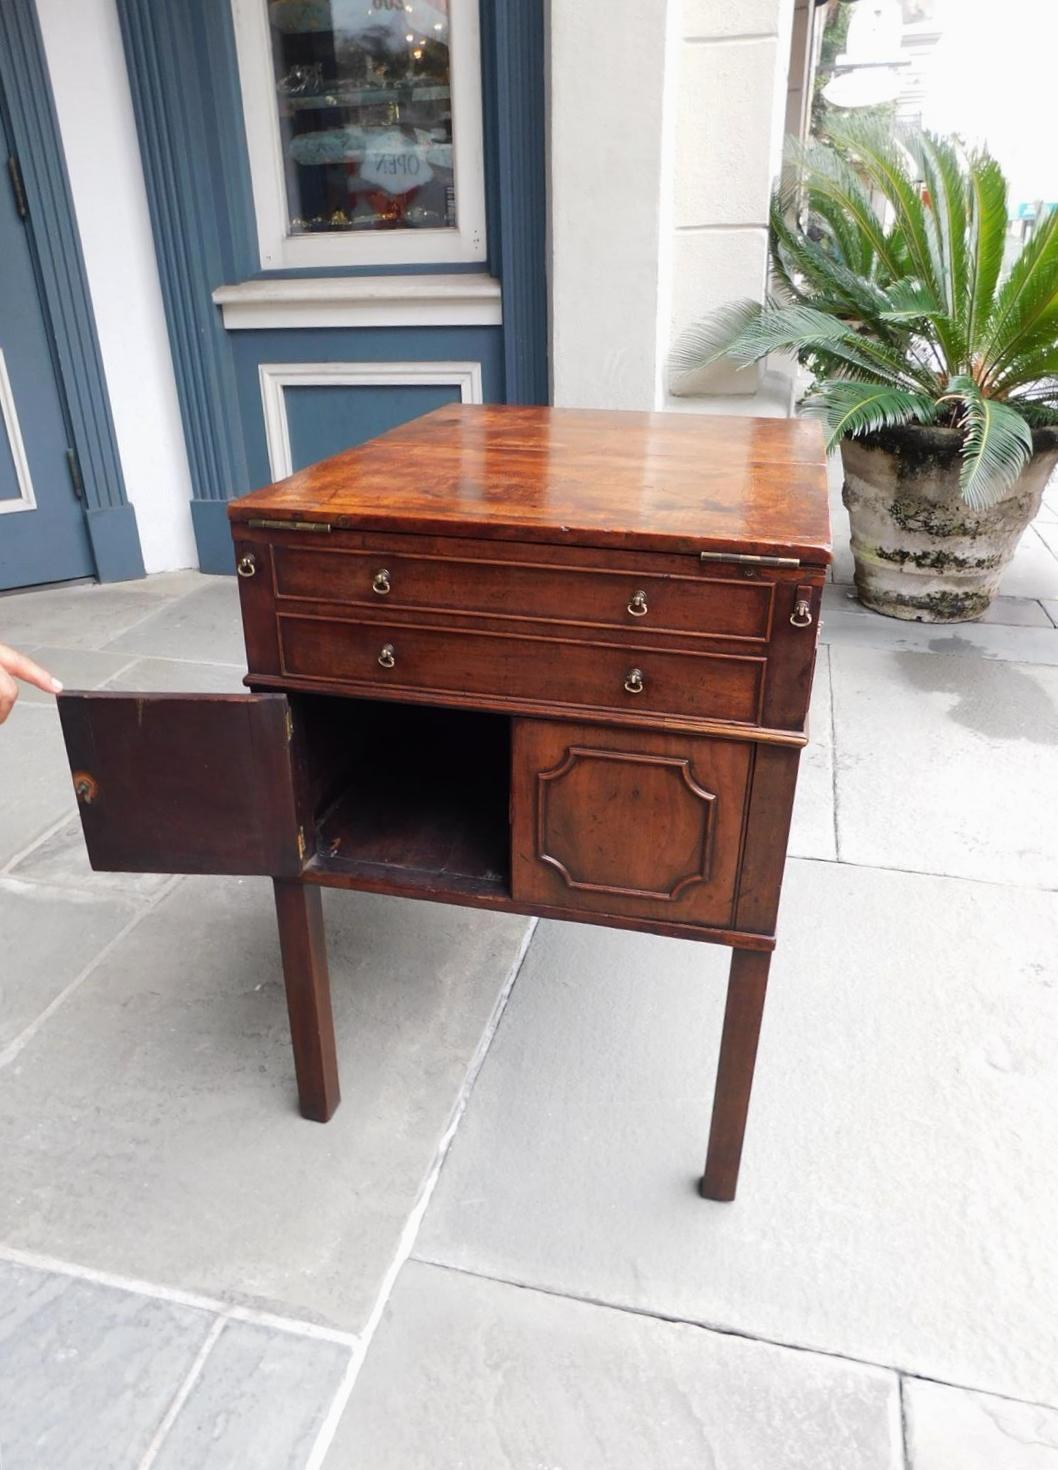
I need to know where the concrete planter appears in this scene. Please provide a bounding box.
[841,425,1058,622]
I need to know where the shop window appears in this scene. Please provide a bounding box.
[232,0,486,268]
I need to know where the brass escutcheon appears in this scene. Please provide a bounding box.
[624,668,645,695]
[236,553,256,578]
[378,643,396,669]
[372,568,391,596]
[627,590,648,617]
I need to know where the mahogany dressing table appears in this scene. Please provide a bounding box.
[57,405,830,1200]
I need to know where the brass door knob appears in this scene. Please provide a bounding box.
[790,598,813,628]
[624,668,645,695]
[372,568,391,596]
[237,553,256,578]
[627,590,648,617]
[378,643,396,669]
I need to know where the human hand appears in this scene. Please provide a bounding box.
[0,642,63,724]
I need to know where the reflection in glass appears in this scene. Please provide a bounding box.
[267,0,455,235]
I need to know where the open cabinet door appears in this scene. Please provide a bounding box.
[58,692,304,876]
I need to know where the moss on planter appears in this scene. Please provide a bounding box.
[874,545,1000,571]
[855,583,992,621]
[885,497,981,539]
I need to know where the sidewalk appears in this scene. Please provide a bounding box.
[1,477,1056,1468]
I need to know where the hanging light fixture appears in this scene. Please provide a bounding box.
[822,0,907,108]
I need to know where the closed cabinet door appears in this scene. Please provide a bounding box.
[0,108,93,590]
[511,720,753,930]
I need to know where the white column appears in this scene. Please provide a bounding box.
[35,0,198,573]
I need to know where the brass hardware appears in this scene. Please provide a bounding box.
[73,771,98,805]
[236,553,256,578]
[296,827,307,862]
[285,705,294,743]
[623,668,645,695]
[372,568,392,596]
[627,590,648,617]
[378,643,396,669]
[790,598,813,628]
[246,518,332,533]
[699,551,801,568]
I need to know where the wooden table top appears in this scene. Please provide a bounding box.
[229,404,832,564]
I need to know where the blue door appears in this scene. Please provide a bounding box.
[0,108,94,590]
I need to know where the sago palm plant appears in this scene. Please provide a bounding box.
[669,119,1058,509]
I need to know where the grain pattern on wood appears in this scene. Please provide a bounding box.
[701,948,772,1201]
[229,404,832,564]
[57,691,302,876]
[511,720,752,927]
[273,879,340,1122]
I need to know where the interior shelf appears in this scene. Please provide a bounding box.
[307,700,510,899]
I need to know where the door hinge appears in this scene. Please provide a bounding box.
[699,551,801,569]
[296,826,307,862]
[65,448,84,500]
[247,518,332,534]
[7,155,28,220]
[285,705,294,743]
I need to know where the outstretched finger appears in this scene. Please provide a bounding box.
[0,642,63,695]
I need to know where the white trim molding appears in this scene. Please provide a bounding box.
[0,348,38,515]
[259,358,484,479]
[230,0,487,269]
[213,272,502,330]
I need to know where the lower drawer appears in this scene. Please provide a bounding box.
[510,719,753,927]
[276,613,765,725]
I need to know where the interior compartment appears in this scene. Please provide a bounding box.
[292,693,511,898]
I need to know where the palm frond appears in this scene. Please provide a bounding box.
[903,130,968,338]
[801,380,938,447]
[965,152,1007,352]
[785,135,899,277]
[981,206,1058,377]
[667,300,763,389]
[945,375,1034,508]
[722,303,933,388]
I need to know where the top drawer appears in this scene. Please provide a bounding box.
[269,541,773,643]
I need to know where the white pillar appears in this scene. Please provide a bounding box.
[35,0,198,573]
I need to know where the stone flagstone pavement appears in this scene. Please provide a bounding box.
[1,470,1058,1467]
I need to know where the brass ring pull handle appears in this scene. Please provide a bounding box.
[372,569,391,596]
[790,598,813,628]
[236,553,256,578]
[378,643,396,669]
[627,590,648,617]
[624,668,645,695]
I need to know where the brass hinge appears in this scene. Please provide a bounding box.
[65,448,84,500]
[7,155,28,220]
[284,705,294,742]
[296,826,307,862]
[699,551,801,568]
[247,518,332,534]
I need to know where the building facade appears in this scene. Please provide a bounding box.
[0,0,819,590]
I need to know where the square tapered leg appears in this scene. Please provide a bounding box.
[701,947,771,1201]
[273,879,340,1122]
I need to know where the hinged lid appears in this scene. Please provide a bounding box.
[229,404,832,565]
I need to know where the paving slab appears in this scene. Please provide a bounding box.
[12,645,136,702]
[0,878,136,1050]
[831,644,1058,885]
[0,1257,212,1470]
[999,527,1058,600]
[416,859,1058,1406]
[99,655,247,694]
[788,645,835,861]
[103,579,247,665]
[0,705,76,867]
[905,1378,1058,1468]
[9,817,171,899]
[0,582,172,650]
[821,607,1058,664]
[0,876,530,1333]
[154,1320,351,1470]
[326,1260,902,1470]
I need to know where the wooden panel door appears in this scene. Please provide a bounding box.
[57,692,304,876]
[511,720,753,928]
